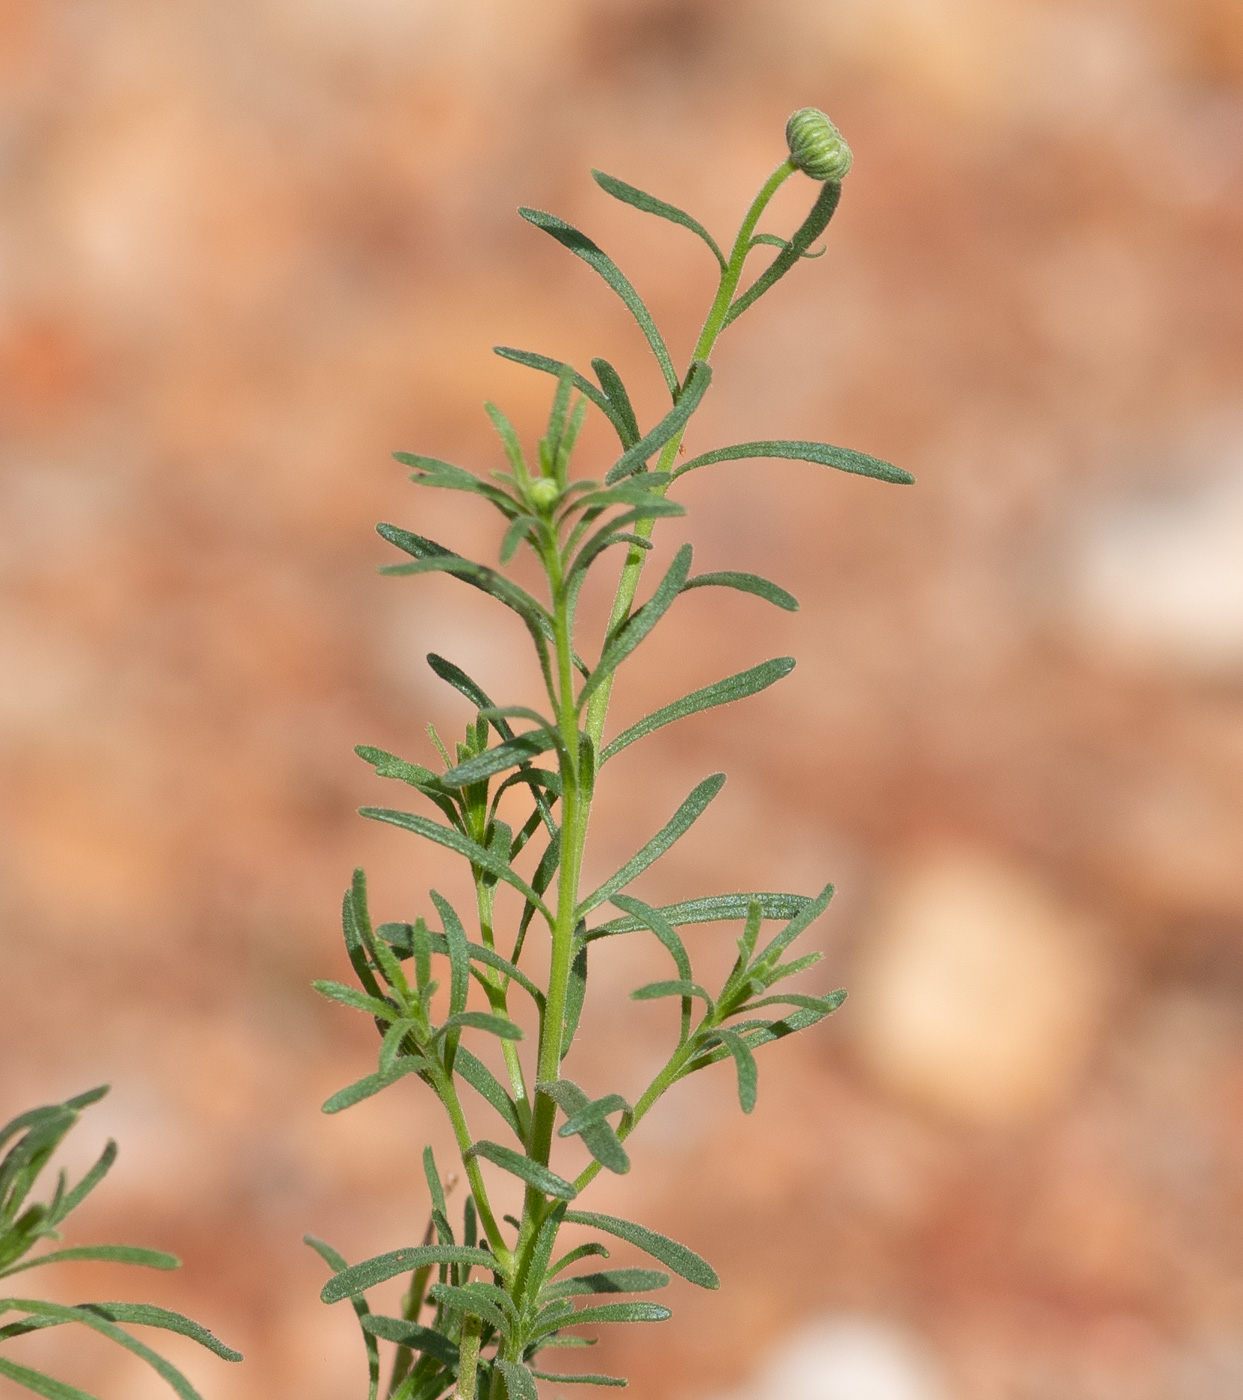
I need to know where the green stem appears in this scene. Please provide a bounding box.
[474,878,530,1111]
[426,1061,513,1271]
[583,159,797,752]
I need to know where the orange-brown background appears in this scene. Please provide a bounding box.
[3,2,1243,1397]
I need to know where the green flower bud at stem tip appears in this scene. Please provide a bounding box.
[527,477,560,513]
[785,107,853,182]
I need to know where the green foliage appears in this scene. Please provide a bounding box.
[0,1088,240,1400]
[313,107,908,1400]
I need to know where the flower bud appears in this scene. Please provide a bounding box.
[527,477,560,513]
[785,107,852,182]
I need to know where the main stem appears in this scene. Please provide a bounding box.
[583,158,797,752]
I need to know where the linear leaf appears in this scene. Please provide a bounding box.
[673,438,912,486]
[428,1283,509,1336]
[630,980,712,1006]
[562,1212,718,1289]
[517,209,678,396]
[0,1357,99,1400]
[441,731,558,788]
[542,1269,668,1301]
[529,1369,627,1387]
[592,170,725,268]
[391,453,518,511]
[320,1245,497,1303]
[311,981,400,1021]
[590,892,812,936]
[359,810,551,920]
[578,544,693,708]
[601,657,795,763]
[682,571,798,611]
[0,1246,179,1279]
[540,1081,628,1176]
[453,1049,526,1141]
[359,1315,458,1368]
[724,178,842,325]
[80,1305,241,1363]
[577,773,725,917]
[52,1140,116,1223]
[493,347,632,450]
[605,361,712,484]
[435,1012,524,1042]
[466,1142,577,1201]
[561,1302,671,1327]
[495,1359,539,1400]
[321,1058,424,1114]
[701,1028,758,1112]
[561,944,588,1060]
[430,890,470,1017]
[590,359,640,446]
[426,654,512,740]
[377,550,553,633]
[3,1300,201,1400]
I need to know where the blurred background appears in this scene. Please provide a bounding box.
[2,1,1243,1397]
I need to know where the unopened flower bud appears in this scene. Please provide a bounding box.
[785,107,852,182]
[527,477,560,513]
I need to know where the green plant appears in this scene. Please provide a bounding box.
[0,1085,241,1400]
[310,107,913,1400]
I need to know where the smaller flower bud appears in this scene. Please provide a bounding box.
[785,107,853,182]
[526,477,560,514]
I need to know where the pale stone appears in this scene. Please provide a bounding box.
[1066,438,1243,675]
[710,1316,953,1400]
[851,848,1112,1125]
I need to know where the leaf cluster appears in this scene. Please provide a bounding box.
[0,1088,241,1400]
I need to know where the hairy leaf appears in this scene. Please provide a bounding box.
[590,892,813,936]
[681,570,798,611]
[320,1245,498,1303]
[673,438,912,486]
[577,773,725,917]
[561,1212,718,1289]
[604,361,712,484]
[517,209,678,395]
[592,170,725,268]
[465,1142,577,1201]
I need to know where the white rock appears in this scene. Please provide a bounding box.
[850,847,1112,1125]
[1066,438,1243,674]
[714,1316,952,1400]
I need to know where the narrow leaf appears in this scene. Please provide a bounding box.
[590,892,812,936]
[435,1012,524,1042]
[724,178,842,325]
[561,1301,671,1326]
[543,1270,668,1301]
[529,1370,627,1387]
[604,361,712,484]
[682,571,798,611]
[578,544,693,708]
[430,890,470,1017]
[321,1245,497,1303]
[590,359,640,446]
[630,980,712,1006]
[493,347,632,450]
[0,1246,179,1279]
[701,1028,758,1112]
[562,1212,718,1289]
[311,981,400,1021]
[0,1357,99,1400]
[495,1359,539,1400]
[577,773,725,917]
[321,1058,424,1114]
[517,209,678,396]
[592,170,725,268]
[359,1315,458,1368]
[81,1304,241,1363]
[359,810,551,920]
[441,731,558,788]
[453,1049,526,1141]
[673,439,912,486]
[466,1142,577,1201]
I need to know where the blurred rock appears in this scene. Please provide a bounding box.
[1066,431,1243,675]
[710,1317,952,1400]
[850,848,1113,1125]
